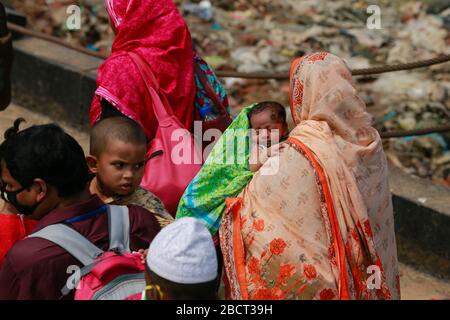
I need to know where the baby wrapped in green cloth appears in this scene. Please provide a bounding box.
[176,102,288,235]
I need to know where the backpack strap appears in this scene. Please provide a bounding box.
[61,260,101,297]
[29,205,131,298]
[29,223,104,266]
[107,205,130,253]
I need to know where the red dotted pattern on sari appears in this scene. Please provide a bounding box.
[307,52,328,63]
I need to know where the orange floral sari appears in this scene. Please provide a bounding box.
[219,52,400,300]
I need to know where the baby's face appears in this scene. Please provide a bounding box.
[96,140,147,197]
[250,110,287,146]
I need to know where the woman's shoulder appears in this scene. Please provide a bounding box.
[99,52,135,73]
[247,140,316,190]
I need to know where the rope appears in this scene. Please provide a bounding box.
[7,22,450,139]
[216,55,450,79]
[8,22,450,78]
[352,55,450,76]
[7,22,107,60]
[379,125,450,139]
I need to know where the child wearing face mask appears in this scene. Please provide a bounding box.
[0,119,37,266]
[0,118,161,299]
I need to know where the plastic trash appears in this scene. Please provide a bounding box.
[402,133,448,150]
[199,103,219,121]
[211,23,222,31]
[183,0,214,22]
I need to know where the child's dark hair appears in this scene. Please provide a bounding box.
[90,117,148,157]
[0,118,90,197]
[147,266,218,300]
[3,117,25,140]
[248,101,286,123]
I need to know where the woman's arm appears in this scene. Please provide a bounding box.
[249,143,285,172]
[249,144,265,172]
[249,148,262,173]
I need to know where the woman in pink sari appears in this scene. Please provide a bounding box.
[90,0,195,137]
[220,52,401,300]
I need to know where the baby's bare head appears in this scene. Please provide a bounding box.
[248,101,287,129]
[248,101,288,145]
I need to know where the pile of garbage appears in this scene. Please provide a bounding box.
[6,0,450,186]
[381,100,450,187]
[5,0,114,54]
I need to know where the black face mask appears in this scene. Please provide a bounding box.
[0,184,41,217]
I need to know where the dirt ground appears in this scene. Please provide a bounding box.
[1,103,449,300]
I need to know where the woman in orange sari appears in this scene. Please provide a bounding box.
[219,52,401,300]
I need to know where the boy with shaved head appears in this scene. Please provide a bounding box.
[87,117,173,227]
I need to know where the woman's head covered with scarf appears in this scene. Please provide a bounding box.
[90,0,195,139]
[289,52,378,147]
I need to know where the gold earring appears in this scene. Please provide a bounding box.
[145,285,164,300]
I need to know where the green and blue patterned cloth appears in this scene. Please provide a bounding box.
[176,104,256,235]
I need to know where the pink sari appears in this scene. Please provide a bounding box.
[89,0,195,138]
[220,52,400,300]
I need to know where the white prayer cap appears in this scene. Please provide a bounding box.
[146,217,218,284]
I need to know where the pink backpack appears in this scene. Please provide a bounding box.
[29,205,145,300]
[128,51,203,216]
